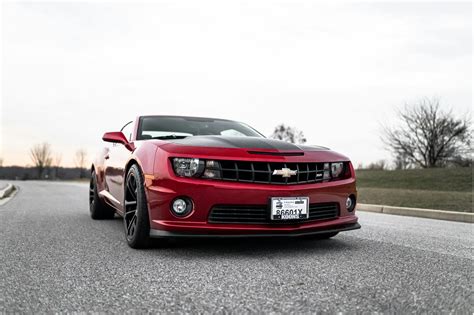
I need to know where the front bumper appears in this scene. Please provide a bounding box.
[145,173,359,237]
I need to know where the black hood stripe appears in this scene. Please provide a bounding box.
[165,136,328,152]
[247,151,304,156]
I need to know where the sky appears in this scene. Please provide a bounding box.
[1,1,472,167]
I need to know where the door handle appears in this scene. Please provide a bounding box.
[105,154,110,160]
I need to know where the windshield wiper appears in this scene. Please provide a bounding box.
[153,135,189,140]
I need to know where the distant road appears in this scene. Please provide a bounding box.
[1,181,472,313]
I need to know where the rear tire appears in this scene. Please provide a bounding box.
[89,171,115,220]
[124,164,151,249]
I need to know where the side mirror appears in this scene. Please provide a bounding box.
[102,132,135,151]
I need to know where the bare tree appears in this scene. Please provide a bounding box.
[382,98,471,168]
[270,124,307,144]
[53,153,62,179]
[394,152,410,170]
[74,149,88,178]
[0,157,3,167]
[30,143,53,178]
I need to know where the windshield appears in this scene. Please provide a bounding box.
[137,116,264,140]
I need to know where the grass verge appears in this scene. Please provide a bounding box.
[357,187,472,212]
[356,167,472,213]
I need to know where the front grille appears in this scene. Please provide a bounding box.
[218,161,329,185]
[208,203,339,224]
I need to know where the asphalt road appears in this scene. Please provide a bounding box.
[1,181,472,313]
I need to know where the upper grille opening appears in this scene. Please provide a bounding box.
[218,161,331,185]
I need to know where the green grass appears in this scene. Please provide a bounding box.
[356,167,472,192]
[356,167,473,212]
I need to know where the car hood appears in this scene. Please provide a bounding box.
[159,136,328,152]
[147,136,350,162]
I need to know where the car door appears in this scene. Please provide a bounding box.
[104,121,134,210]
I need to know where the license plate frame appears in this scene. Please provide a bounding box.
[270,197,309,221]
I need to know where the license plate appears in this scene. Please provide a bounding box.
[270,197,309,220]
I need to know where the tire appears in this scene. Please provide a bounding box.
[305,232,339,240]
[123,164,151,249]
[89,171,115,220]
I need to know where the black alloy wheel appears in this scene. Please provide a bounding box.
[124,172,138,240]
[89,177,95,211]
[89,171,115,220]
[124,164,151,248]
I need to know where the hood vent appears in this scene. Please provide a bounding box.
[247,151,304,156]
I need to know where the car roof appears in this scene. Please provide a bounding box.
[138,115,234,122]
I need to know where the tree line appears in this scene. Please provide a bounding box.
[29,143,89,179]
[0,146,85,180]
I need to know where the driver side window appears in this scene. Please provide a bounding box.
[120,121,134,141]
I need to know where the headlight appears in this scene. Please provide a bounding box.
[330,162,344,178]
[172,158,204,177]
[171,158,348,181]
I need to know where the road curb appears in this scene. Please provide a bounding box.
[357,203,473,223]
[0,184,15,199]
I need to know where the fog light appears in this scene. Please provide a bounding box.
[346,195,356,212]
[171,197,192,217]
[346,198,353,209]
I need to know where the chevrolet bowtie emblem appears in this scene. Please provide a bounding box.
[272,168,297,178]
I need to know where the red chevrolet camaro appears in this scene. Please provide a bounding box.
[90,115,360,248]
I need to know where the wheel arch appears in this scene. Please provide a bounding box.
[125,158,140,177]
[125,143,159,180]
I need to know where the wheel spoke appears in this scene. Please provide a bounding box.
[127,178,137,199]
[125,200,137,207]
[125,173,140,239]
[89,181,95,204]
[127,214,137,235]
[125,209,136,217]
